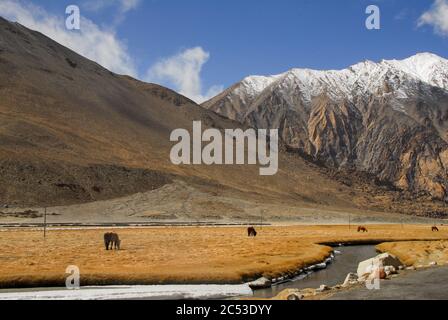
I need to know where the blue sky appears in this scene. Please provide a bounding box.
[0,0,447,102]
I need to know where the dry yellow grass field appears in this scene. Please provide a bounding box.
[377,240,448,267]
[0,225,447,288]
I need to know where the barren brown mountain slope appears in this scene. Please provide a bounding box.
[0,17,446,221]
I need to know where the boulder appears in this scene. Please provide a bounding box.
[343,273,359,287]
[287,293,304,300]
[384,266,397,276]
[358,274,369,283]
[357,253,402,277]
[430,261,438,266]
[248,277,272,290]
[274,289,307,300]
[367,266,387,280]
[316,284,330,293]
[333,285,342,290]
[377,253,403,268]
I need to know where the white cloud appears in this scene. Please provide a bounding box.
[119,0,141,13]
[418,0,448,36]
[0,0,137,76]
[83,0,141,25]
[145,47,223,103]
[83,0,141,13]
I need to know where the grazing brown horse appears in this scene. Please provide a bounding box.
[248,227,257,237]
[104,232,121,250]
[358,226,368,233]
[432,226,439,232]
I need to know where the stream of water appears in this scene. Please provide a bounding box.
[253,245,378,298]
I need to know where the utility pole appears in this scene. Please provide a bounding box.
[43,207,47,239]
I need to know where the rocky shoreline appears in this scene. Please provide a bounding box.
[263,252,403,300]
[248,254,335,290]
[268,251,445,300]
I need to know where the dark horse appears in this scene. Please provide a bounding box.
[248,227,257,237]
[432,226,439,232]
[358,226,368,233]
[104,232,121,250]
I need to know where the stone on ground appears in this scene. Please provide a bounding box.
[248,277,272,289]
[357,253,402,278]
[343,272,359,287]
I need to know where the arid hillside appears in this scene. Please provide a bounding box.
[0,17,447,221]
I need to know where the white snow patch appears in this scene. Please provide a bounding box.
[0,284,253,300]
[238,74,282,98]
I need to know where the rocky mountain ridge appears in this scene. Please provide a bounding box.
[203,53,448,200]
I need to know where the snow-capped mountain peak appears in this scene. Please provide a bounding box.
[383,52,448,89]
[238,74,282,98]
[233,53,448,104]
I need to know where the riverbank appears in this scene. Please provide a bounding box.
[269,238,448,300]
[252,245,378,299]
[0,225,447,288]
[377,240,448,267]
